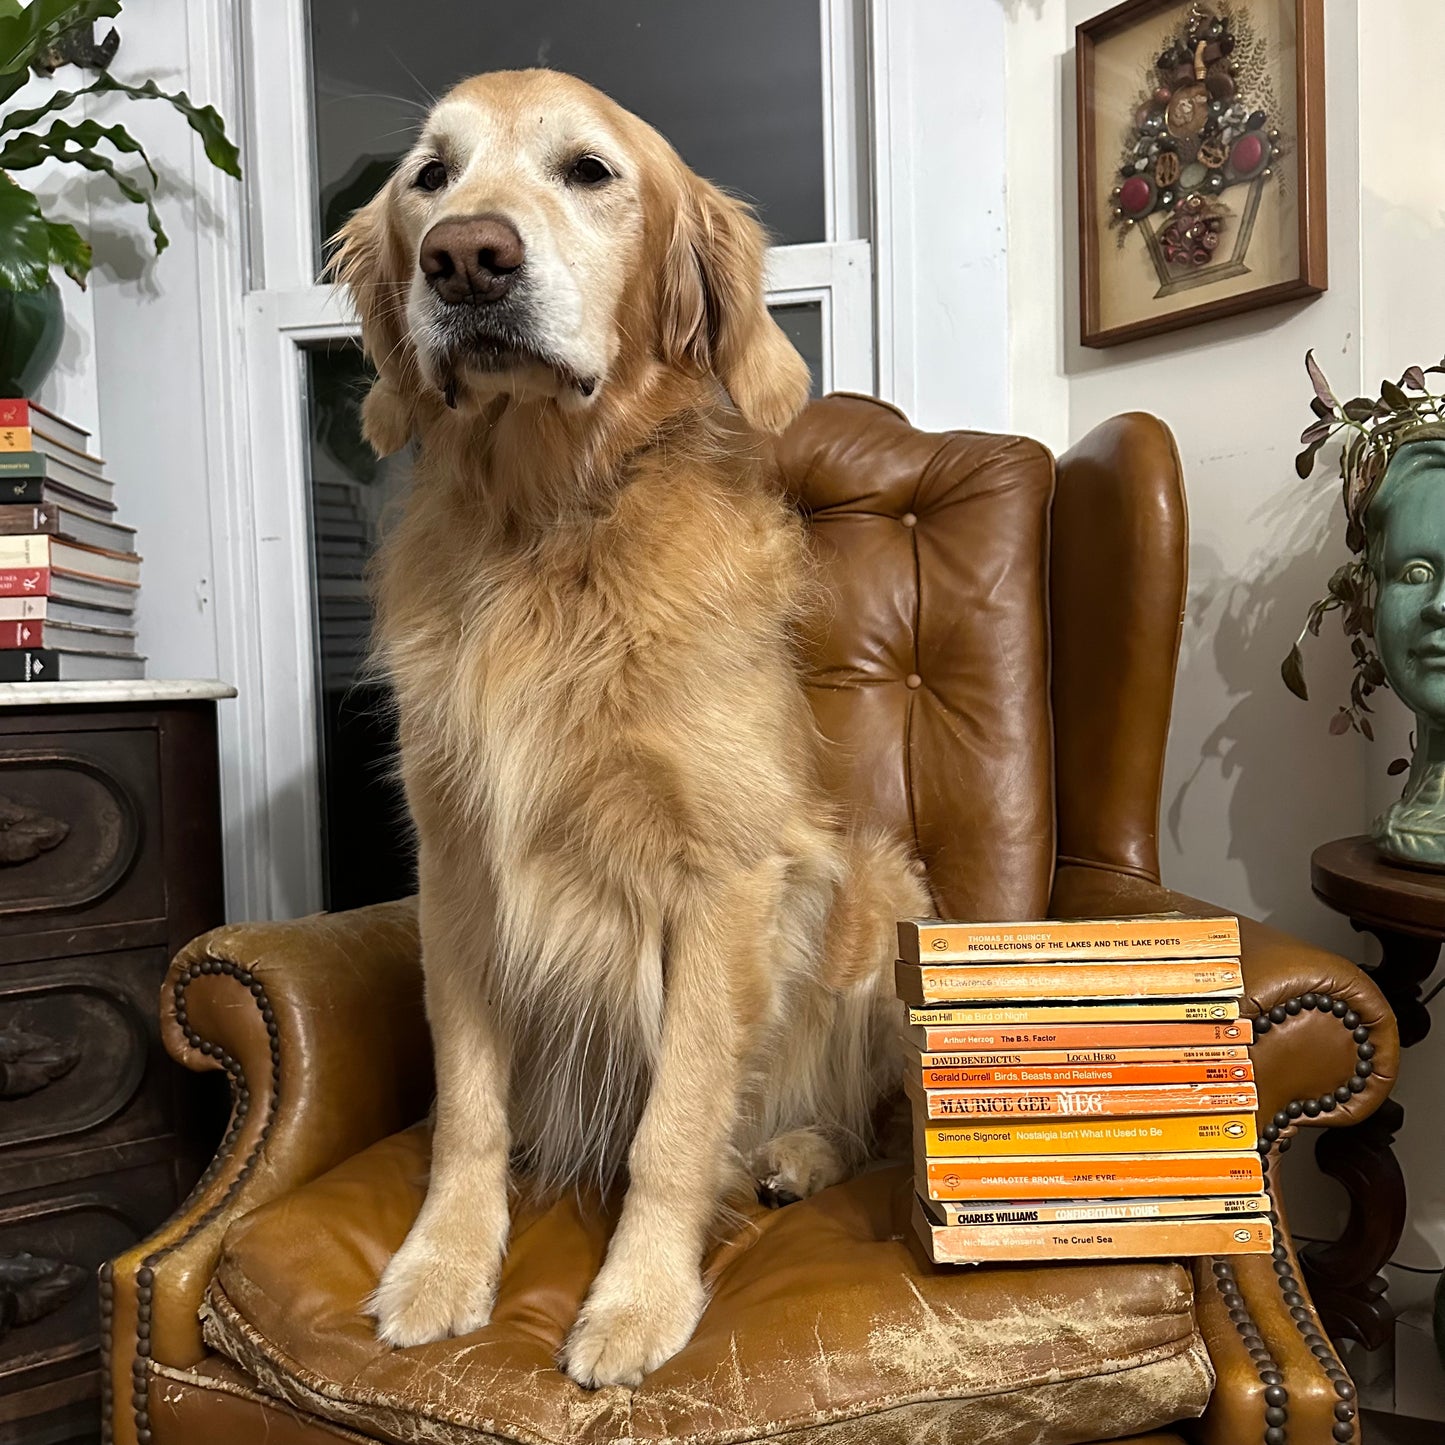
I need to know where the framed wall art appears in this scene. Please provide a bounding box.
[1076,0,1325,348]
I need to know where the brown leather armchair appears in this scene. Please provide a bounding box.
[102,396,1396,1445]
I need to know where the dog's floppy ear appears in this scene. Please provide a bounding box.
[326,187,416,457]
[660,176,810,436]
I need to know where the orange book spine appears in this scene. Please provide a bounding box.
[907,1080,1258,1120]
[912,1198,1272,1264]
[916,1061,1255,1088]
[906,1020,1254,1052]
[919,1150,1265,1201]
[0,427,32,454]
[896,957,1244,1004]
[904,1000,1242,1027]
[918,1112,1258,1156]
[911,1045,1252,1069]
[898,914,1241,963]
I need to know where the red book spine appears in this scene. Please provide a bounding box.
[0,401,28,429]
[0,568,50,597]
[0,621,42,648]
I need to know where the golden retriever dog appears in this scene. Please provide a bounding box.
[330,69,929,1389]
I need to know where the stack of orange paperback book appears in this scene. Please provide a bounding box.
[896,913,1272,1265]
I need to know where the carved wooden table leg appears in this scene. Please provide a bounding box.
[1301,1099,1406,1349]
[1300,925,1438,1347]
[1361,927,1439,1049]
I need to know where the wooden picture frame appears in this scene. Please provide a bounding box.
[1076,0,1325,348]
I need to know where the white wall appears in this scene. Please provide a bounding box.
[875,0,1009,432]
[1008,0,1374,953]
[1004,0,1445,1406]
[17,0,251,902]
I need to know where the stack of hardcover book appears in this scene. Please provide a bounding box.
[0,399,142,681]
[897,913,1271,1265]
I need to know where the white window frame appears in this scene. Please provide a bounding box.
[224,0,887,919]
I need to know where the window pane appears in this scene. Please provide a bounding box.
[310,0,827,256]
[772,302,824,398]
[304,342,413,912]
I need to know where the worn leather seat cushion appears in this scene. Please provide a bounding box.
[202,1126,1212,1445]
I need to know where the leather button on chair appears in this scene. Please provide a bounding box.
[901,511,917,527]
[906,673,922,689]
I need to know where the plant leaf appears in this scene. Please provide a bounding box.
[1403,366,1427,392]
[1342,397,1376,421]
[1299,418,1334,446]
[0,176,58,289]
[1381,379,1410,410]
[1281,643,1309,701]
[0,0,119,76]
[1388,757,1409,776]
[0,77,96,135]
[1305,349,1338,410]
[44,216,89,285]
[0,124,167,253]
[0,116,158,187]
[1310,395,1333,420]
[1360,716,1374,741]
[87,73,241,178]
[1329,710,1351,736]
[1296,435,1326,479]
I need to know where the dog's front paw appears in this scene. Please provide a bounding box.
[369,1225,504,1348]
[561,1267,706,1389]
[751,1127,848,1207]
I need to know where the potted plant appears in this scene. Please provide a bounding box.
[1282,350,1445,866]
[0,1,241,397]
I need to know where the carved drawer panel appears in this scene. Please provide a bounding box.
[0,952,173,1175]
[0,727,164,956]
[0,1161,177,1413]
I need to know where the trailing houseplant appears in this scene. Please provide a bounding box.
[1281,350,1445,744]
[0,0,241,395]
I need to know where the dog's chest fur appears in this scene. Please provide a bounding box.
[374,442,815,1188]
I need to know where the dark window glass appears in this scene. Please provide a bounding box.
[304,342,413,911]
[773,302,824,397]
[309,0,827,260]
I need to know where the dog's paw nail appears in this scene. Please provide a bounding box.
[756,1176,802,1209]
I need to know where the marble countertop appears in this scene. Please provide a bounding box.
[0,679,237,707]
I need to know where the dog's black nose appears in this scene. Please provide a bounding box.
[420,215,525,304]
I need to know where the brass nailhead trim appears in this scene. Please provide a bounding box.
[1212,992,1368,1443]
[98,1259,114,1445]
[120,958,281,1445]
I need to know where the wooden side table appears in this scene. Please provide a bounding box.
[1306,834,1442,1351]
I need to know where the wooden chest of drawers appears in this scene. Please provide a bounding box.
[0,683,231,1445]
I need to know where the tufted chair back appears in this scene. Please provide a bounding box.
[775,393,1187,922]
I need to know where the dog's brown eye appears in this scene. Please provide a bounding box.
[567,154,613,187]
[415,160,448,192]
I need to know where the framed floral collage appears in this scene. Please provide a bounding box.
[1076,0,1326,347]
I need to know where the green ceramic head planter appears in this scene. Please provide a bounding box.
[1367,424,1445,867]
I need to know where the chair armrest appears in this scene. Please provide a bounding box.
[1192,1229,1361,1445]
[105,900,430,1444]
[1050,864,1399,1128]
[1053,864,1378,1444]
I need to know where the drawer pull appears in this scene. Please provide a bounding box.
[0,792,68,866]
[0,1251,87,1336]
[0,1018,81,1097]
